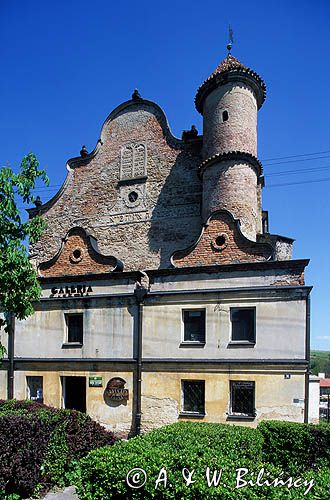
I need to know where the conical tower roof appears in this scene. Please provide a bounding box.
[195,53,266,113]
[211,54,247,74]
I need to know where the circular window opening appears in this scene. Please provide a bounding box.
[128,191,138,203]
[73,249,81,260]
[215,235,226,247]
[70,247,83,263]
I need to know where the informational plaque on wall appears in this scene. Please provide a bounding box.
[105,377,129,400]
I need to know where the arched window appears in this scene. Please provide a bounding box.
[222,110,229,122]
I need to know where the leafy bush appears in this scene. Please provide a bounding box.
[78,421,330,499]
[258,420,330,472]
[0,415,51,498]
[0,400,116,499]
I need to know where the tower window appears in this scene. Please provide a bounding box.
[222,110,229,122]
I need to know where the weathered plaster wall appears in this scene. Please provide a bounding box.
[15,298,135,359]
[0,371,7,399]
[141,370,305,431]
[143,299,306,360]
[308,377,320,424]
[14,370,134,435]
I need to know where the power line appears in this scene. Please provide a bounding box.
[264,155,330,167]
[266,177,330,188]
[261,150,330,162]
[267,165,330,177]
[29,163,330,193]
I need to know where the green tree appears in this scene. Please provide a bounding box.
[0,153,49,358]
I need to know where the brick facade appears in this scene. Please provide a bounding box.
[172,210,273,267]
[39,227,122,277]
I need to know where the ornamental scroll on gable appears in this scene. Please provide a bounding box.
[120,143,147,180]
[171,210,274,267]
[38,227,123,278]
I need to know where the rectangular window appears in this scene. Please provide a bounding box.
[26,376,43,402]
[230,307,256,343]
[181,380,205,415]
[66,314,83,344]
[182,309,205,343]
[230,381,255,417]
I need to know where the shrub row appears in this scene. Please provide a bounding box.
[78,421,330,499]
[258,420,330,472]
[0,400,116,499]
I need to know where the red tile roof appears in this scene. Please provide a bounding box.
[320,378,330,387]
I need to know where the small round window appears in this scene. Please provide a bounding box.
[128,191,138,203]
[211,233,228,251]
[70,247,83,263]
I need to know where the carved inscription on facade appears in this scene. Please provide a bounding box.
[94,210,150,228]
[120,143,147,180]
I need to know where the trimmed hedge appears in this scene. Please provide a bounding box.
[78,421,330,499]
[0,400,116,499]
[258,420,330,472]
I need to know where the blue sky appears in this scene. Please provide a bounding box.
[1,0,329,350]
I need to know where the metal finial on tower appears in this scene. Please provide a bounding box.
[227,25,234,54]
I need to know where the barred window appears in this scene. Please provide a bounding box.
[230,308,256,343]
[183,309,205,343]
[230,381,255,417]
[181,380,205,415]
[66,314,83,344]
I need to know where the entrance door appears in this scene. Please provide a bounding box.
[62,376,86,413]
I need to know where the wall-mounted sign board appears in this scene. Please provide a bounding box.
[89,376,103,387]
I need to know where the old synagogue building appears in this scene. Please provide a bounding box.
[0,52,311,436]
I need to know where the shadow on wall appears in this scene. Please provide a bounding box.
[147,148,203,268]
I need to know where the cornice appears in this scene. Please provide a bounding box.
[199,151,263,178]
[195,68,266,114]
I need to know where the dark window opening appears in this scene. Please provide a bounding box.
[128,191,138,203]
[216,235,226,246]
[62,376,86,413]
[222,110,229,122]
[183,309,205,343]
[230,308,256,342]
[182,380,205,414]
[73,249,81,259]
[67,314,83,344]
[27,376,43,402]
[230,381,255,417]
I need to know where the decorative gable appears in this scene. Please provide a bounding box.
[38,227,123,278]
[172,210,273,267]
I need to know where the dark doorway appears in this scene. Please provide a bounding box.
[62,376,86,413]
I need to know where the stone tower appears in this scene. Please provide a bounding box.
[195,54,266,241]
